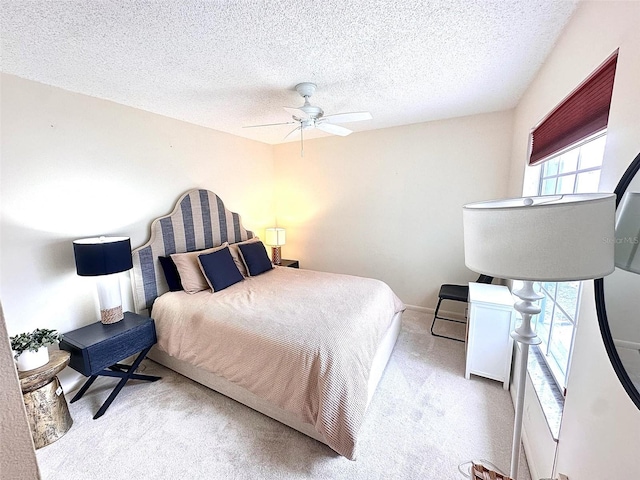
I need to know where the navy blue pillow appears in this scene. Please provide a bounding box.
[198,247,244,291]
[158,256,183,292]
[238,241,273,276]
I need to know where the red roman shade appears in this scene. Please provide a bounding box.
[529,51,618,165]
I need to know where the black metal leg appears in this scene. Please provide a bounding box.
[92,346,161,419]
[129,373,161,381]
[108,363,129,372]
[72,346,161,419]
[70,375,98,403]
[127,346,154,373]
[431,298,467,342]
[105,364,160,381]
[431,298,444,336]
[93,377,129,419]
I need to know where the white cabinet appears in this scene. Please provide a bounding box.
[465,282,515,390]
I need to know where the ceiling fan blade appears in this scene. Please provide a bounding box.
[322,111,372,124]
[283,107,310,120]
[243,121,297,129]
[316,123,352,137]
[283,126,301,140]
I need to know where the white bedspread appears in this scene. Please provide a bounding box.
[151,266,404,459]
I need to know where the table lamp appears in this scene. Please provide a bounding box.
[462,193,615,479]
[73,236,133,324]
[265,227,286,265]
[614,192,640,274]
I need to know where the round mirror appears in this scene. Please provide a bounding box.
[596,151,640,410]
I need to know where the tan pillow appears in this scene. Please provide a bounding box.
[171,243,229,293]
[228,237,261,277]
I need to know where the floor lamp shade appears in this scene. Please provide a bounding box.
[462,193,615,479]
[615,192,640,274]
[463,193,616,281]
[73,237,133,324]
[265,228,286,265]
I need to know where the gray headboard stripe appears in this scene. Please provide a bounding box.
[181,196,197,251]
[216,195,228,243]
[232,212,242,240]
[139,246,157,310]
[131,189,254,315]
[199,190,214,249]
[160,218,175,254]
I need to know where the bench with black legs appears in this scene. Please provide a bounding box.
[431,275,493,342]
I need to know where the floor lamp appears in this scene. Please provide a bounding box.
[462,193,615,479]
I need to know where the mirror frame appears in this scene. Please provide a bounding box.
[595,151,640,410]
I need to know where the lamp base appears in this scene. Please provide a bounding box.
[271,246,282,265]
[100,305,124,324]
[96,274,124,324]
[461,281,542,479]
[509,280,542,480]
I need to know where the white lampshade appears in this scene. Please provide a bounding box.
[265,227,286,246]
[615,192,640,274]
[463,193,616,281]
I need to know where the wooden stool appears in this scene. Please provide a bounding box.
[19,350,73,449]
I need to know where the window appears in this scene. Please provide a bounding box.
[533,133,607,389]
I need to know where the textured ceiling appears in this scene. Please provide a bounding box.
[1,1,578,145]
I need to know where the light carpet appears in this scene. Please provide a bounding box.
[36,310,531,480]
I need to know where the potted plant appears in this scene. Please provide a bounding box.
[10,328,61,371]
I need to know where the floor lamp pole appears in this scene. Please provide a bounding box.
[510,281,542,479]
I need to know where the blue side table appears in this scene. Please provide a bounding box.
[59,312,160,419]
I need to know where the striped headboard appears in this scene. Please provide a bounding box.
[131,189,254,315]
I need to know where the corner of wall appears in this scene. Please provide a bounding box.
[0,302,41,479]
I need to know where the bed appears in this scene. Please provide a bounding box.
[130,189,404,459]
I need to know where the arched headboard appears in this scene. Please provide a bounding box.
[131,189,254,315]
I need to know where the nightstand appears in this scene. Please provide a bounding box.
[280,259,299,268]
[59,312,161,419]
[465,283,515,390]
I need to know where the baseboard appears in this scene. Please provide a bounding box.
[405,304,466,321]
[405,304,432,313]
[58,370,86,397]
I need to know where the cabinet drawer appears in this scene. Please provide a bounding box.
[466,283,515,389]
[88,321,156,374]
[60,314,157,377]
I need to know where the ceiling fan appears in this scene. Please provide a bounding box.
[244,82,372,154]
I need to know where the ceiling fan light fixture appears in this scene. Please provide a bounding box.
[295,82,317,98]
[243,82,372,152]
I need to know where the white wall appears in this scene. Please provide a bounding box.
[273,111,514,309]
[506,2,640,478]
[0,303,40,480]
[0,73,274,390]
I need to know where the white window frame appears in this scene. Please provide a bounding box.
[531,131,607,391]
[536,281,583,391]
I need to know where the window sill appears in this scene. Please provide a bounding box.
[526,346,564,441]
